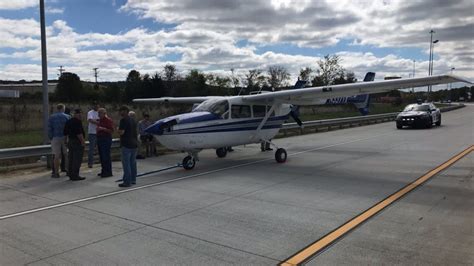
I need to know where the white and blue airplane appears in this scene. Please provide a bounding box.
[134,74,470,170]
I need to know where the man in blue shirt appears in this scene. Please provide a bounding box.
[48,104,70,178]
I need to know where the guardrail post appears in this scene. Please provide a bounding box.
[46,154,53,169]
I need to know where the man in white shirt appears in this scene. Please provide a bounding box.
[87,102,99,168]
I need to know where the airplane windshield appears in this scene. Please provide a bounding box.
[193,99,229,118]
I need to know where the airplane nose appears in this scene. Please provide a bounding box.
[145,119,178,135]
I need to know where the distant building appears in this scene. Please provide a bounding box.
[0,89,19,98]
[0,83,57,96]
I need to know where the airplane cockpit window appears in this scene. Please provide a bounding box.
[231,105,251,119]
[252,105,275,118]
[193,99,229,118]
[252,105,266,117]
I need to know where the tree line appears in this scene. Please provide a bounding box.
[52,55,357,103]
[46,54,472,103]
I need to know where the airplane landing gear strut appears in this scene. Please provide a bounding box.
[261,139,287,163]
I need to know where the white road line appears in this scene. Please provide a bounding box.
[0,133,390,221]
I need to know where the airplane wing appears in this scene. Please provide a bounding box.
[241,75,472,105]
[133,96,223,104]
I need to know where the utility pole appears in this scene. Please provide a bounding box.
[58,65,65,77]
[93,67,99,86]
[40,0,49,146]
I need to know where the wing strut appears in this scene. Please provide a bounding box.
[253,103,277,141]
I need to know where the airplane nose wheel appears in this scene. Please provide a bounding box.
[275,148,287,163]
[182,156,196,170]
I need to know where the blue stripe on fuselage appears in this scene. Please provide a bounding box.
[164,114,289,135]
[147,111,290,135]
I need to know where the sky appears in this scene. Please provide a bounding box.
[0,0,473,87]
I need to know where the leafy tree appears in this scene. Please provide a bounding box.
[102,83,123,102]
[267,65,290,90]
[124,70,141,102]
[206,73,232,94]
[150,73,165,97]
[82,83,102,101]
[163,64,178,81]
[55,72,83,102]
[333,71,357,85]
[243,69,266,93]
[299,67,313,82]
[311,54,344,86]
[185,69,208,96]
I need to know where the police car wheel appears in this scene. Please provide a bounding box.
[435,115,441,126]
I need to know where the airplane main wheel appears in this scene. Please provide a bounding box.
[275,148,287,163]
[182,156,195,170]
[216,147,227,158]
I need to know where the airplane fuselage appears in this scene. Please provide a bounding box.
[145,96,291,151]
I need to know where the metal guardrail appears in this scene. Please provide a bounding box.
[0,140,120,161]
[281,112,398,130]
[0,104,465,161]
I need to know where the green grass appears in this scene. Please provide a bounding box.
[0,103,441,149]
[0,130,44,149]
[298,103,402,121]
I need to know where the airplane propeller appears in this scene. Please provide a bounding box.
[289,105,303,128]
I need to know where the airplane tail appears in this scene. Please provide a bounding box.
[352,94,370,116]
[292,79,308,89]
[354,72,375,115]
[290,73,374,117]
[363,72,375,82]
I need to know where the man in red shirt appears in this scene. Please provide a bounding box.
[96,108,114,177]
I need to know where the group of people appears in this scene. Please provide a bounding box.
[47,103,151,187]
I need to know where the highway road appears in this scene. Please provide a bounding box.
[0,105,472,265]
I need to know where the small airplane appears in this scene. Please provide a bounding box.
[134,74,471,170]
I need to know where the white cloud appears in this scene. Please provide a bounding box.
[45,7,64,14]
[0,0,37,10]
[0,0,472,82]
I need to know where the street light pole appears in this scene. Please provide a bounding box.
[40,0,49,145]
[412,59,416,92]
[428,30,434,97]
[450,67,455,90]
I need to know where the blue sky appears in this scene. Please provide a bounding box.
[0,0,472,85]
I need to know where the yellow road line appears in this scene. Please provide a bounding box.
[281,145,474,266]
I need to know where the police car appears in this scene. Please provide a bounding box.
[396,103,441,129]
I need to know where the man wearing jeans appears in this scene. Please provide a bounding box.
[96,108,114,178]
[87,102,99,168]
[118,106,138,187]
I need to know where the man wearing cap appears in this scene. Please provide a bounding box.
[64,109,86,181]
[118,106,138,187]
